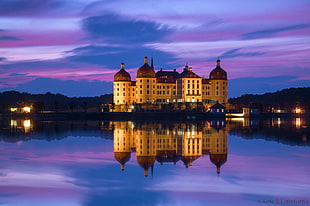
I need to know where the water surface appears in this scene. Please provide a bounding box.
[0,117,309,206]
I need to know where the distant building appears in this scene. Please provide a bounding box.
[113,57,228,112]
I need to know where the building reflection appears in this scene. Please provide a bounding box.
[112,121,228,177]
[10,119,32,133]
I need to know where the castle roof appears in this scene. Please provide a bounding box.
[209,60,227,80]
[114,63,131,82]
[137,57,156,78]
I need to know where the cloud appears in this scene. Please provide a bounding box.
[242,24,310,39]
[221,48,265,58]
[82,14,174,44]
[66,45,178,69]
[0,0,84,17]
[0,57,7,61]
[0,36,23,41]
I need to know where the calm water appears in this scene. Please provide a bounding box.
[0,117,309,206]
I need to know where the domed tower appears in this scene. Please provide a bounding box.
[135,124,156,177]
[209,59,228,104]
[136,57,156,103]
[208,127,228,174]
[113,122,134,171]
[113,63,134,109]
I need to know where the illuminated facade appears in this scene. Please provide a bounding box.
[113,57,228,112]
[112,121,228,176]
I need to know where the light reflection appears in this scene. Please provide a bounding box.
[112,121,228,176]
[295,117,301,129]
[23,119,31,133]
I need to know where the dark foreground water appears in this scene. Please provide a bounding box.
[0,117,309,206]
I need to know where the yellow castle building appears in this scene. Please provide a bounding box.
[113,121,228,177]
[113,57,228,112]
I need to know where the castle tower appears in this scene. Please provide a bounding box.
[135,124,156,177]
[113,63,134,106]
[136,57,156,103]
[113,121,134,171]
[209,59,228,104]
[208,126,228,174]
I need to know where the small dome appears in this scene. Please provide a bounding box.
[210,154,227,174]
[209,60,227,80]
[137,57,155,78]
[114,152,131,171]
[114,63,131,82]
[137,156,156,177]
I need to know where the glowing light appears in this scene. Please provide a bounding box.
[24,119,31,133]
[10,120,17,127]
[23,107,31,113]
[295,107,302,114]
[295,118,301,129]
[10,108,17,112]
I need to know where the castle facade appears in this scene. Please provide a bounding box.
[113,57,228,112]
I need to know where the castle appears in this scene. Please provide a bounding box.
[113,121,228,176]
[113,57,228,112]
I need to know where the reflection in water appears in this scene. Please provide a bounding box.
[112,121,228,176]
[9,119,32,133]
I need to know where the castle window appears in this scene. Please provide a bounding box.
[147,90,149,94]
[147,79,149,83]
[123,93,125,96]
[147,85,149,88]
[216,86,219,90]
[167,86,169,89]
[140,79,142,83]
[192,80,194,83]
[123,88,125,91]
[188,84,190,88]
[140,85,142,88]
[140,90,142,94]
[188,80,190,83]
[117,93,119,96]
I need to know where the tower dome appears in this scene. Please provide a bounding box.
[114,63,131,81]
[209,59,227,80]
[210,154,227,174]
[137,156,156,177]
[137,57,155,78]
[114,152,131,171]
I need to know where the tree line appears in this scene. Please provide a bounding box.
[229,87,310,113]
[0,91,112,112]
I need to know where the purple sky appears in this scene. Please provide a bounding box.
[0,0,309,97]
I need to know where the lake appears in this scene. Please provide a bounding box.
[0,117,309,206]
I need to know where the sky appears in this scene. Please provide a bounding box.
[0,0,309,97]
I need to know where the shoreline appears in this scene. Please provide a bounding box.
[0,112,308,121]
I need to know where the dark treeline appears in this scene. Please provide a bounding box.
[229,87,310,112]
[0,91,112,112]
